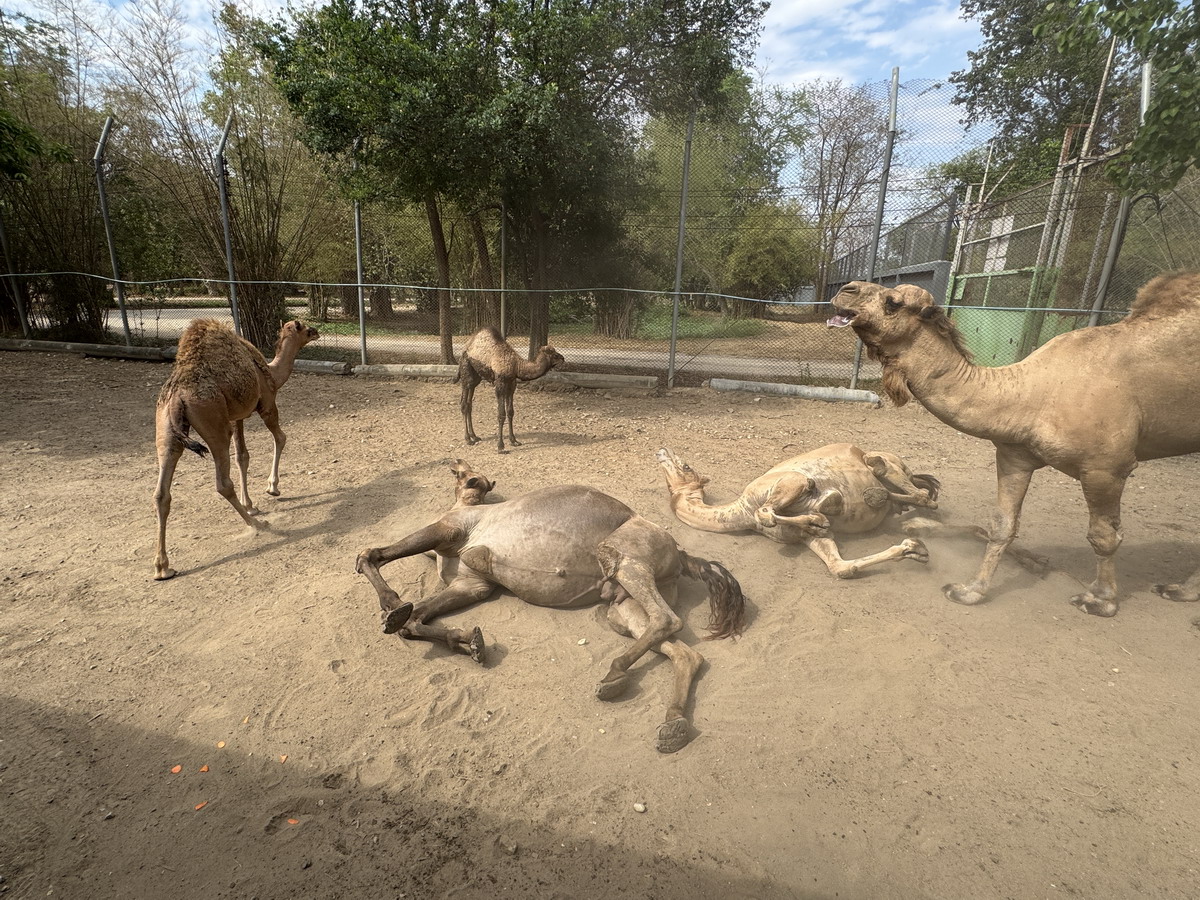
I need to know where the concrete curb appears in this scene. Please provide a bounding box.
[709,377,880,405]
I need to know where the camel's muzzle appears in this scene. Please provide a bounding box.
[826,308,856,328]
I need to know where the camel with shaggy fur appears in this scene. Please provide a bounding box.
[455,326,564,451]
[828,273,1200,616]
[153,318,318,580]
[355,460,747,753]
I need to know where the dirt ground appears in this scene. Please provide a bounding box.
[2,349,1198,900]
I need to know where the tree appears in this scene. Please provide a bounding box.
[797,79,890,302]
[951,0,1141,187]
[261,0,767,360]
[1042,0,1200,192]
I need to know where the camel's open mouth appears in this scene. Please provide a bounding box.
[826,308,856,329]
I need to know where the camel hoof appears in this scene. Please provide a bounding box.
[656,717,691,754]
[944,583,988,606]
[382,603,415,634]
[469,626,486,663]
[245,505,261,516]
[1070,593,1119,617]
[1152,583,1200,603]
[509,438,521,446]
[595,673,630,701]
[266,487,280,497]
[466,436,480,445]
[902,538,929,563]
[154,568,177,581]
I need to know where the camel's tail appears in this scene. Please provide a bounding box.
[679,551,747,640]
[912,473,941,503]
[163,393,209,458]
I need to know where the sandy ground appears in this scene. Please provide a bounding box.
[2,349,1199,900]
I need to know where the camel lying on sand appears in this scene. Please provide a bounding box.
[455,326,564,451]
[153,318,318,580]
[356,461,747,753]
[828,272,1200,616]
[657,444,939,578]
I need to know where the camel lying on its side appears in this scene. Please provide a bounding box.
[657,444,939,578]
[828,272,1200,616]
[356,461,748,753]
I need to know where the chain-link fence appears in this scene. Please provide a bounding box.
[3,74,1198,390]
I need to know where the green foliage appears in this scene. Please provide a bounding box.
[1043,0,1199,192]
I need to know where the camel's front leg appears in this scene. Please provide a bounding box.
[460,370,482,445]
[233,419,259,514]
[355,522,462,631]
[493,377,514,451]
[1153,569,1200,604]
[396,575,496,661]
[1070,469,1129,617]
[945,446,1037,606]
[257,406,287,497]
[804,534,928,578]
[503,381,520,447]
[864,451,940,509]
[902,517,1050,575]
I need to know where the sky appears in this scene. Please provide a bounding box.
[756,0,982,86]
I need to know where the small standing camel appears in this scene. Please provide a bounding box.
[153,318,319,580]
[455,326,564,451]
[828,273,1200,616]
[355,460,747,753]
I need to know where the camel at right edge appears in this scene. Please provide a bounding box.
[827,272,1200,617]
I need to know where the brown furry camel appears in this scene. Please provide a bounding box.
[828,272,1200,616]
[657,444,938,577]
[355,460,747,753]
[153,318,318,580]
[455,326,564,451]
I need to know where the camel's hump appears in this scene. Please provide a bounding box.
[1127,270,1200,321]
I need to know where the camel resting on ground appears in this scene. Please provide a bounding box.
[153,318,318,580]
[356,460,747,753]
[455,326,564,451]
[827,272,1200,616]
[657,444,939,578]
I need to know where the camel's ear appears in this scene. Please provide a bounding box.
[883,293,904,314]
[450,459,470,477]
[918,305,940,321]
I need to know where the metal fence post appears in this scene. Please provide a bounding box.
[499,200,507,340]
[93,116,132,344]
[353,196,367,366]
[667,104,696,389]
[849,67,899,390]
[214,112,242,336]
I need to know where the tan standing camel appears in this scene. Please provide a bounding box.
[153,318,319,580]
[356,460,747,753]
[828,272,1200,616]
[657,444,939,577]
[455,326,564,451]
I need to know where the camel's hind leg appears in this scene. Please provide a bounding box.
[606,585,703,754]
[233,419,259,514]
[1153,569,1200,603]
[153,410,184,581]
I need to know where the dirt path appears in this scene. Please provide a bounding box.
[2,350,1198,899]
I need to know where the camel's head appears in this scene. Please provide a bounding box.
[279,319,320,348]
[538,345,566,371]
[655,448,709,495]
[826,282,940,351]
[450,459,496,507]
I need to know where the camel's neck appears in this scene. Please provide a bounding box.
[516,357,553,381]
[266,340,305,390]
[892,330,1034,443]
[668,487,758,533]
